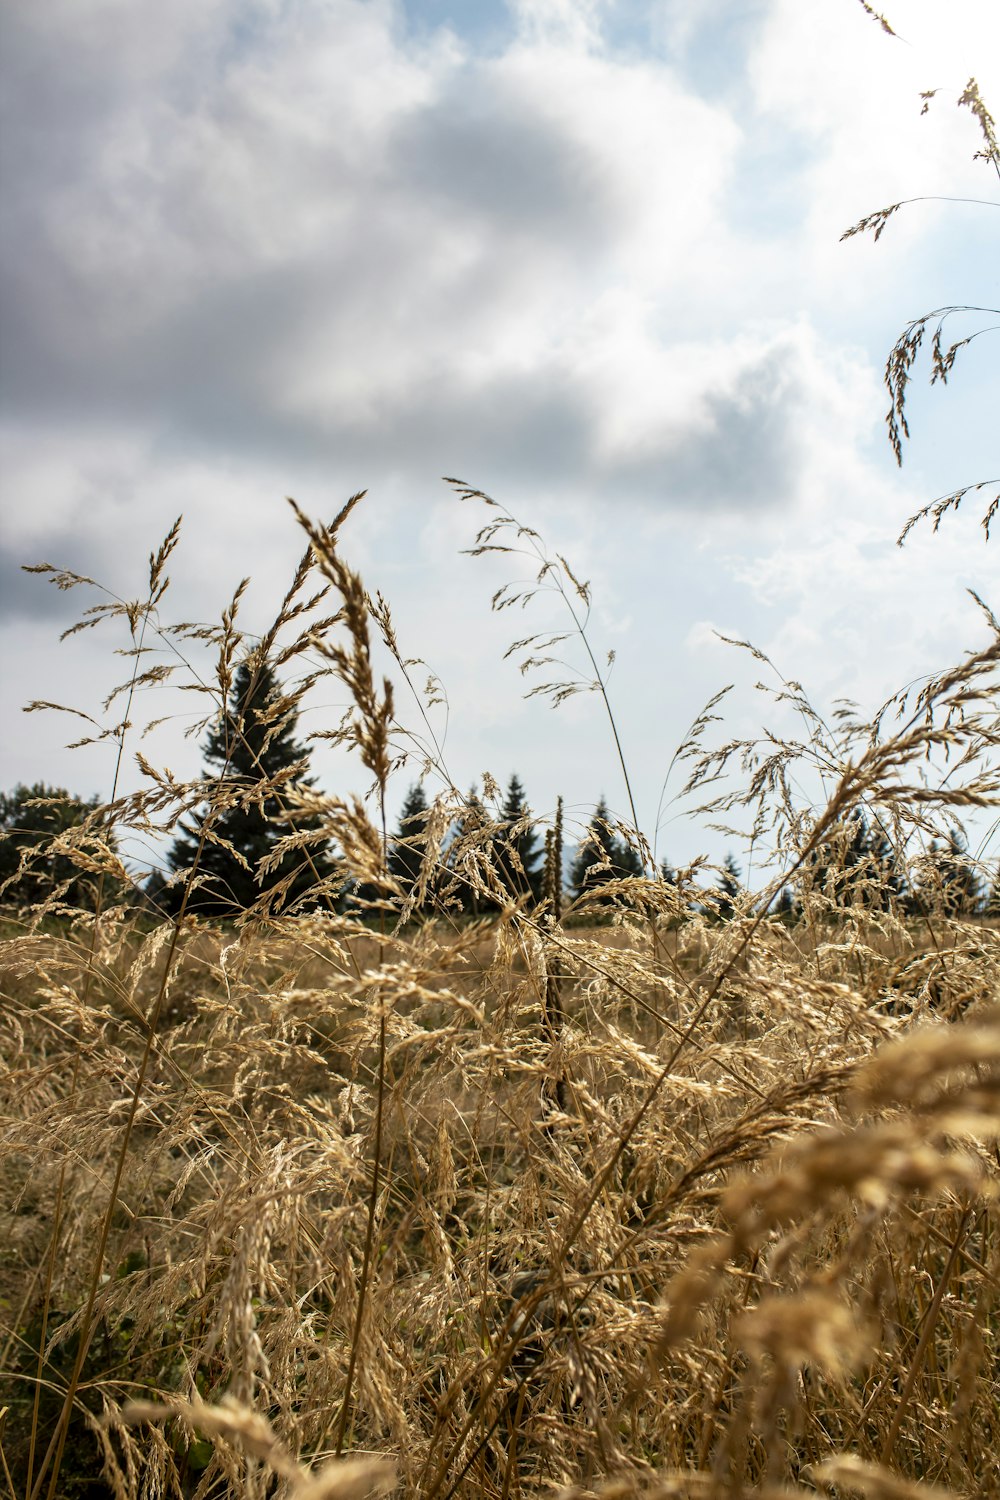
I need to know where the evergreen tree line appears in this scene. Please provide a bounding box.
[372,783,650,919]
[761,808,989,922]
[0,784,111,912]
[146,659,664,920]
[2,661,996,921]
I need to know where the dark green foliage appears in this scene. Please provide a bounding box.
[7,1298,120,1500]
[915,829,983,917]
[716,852,742,922]
[0,782,111,911]
[388,782,432,909]
[774,885,798,922]
[803,807,906,914]
[444,785,494,917]
[616,838,644,879]
[440,775,544,917]
[569,797,643,907]
[659,857,698,925]
[493,773,544,906]
[866,823,908,911]
[163,657,337,918]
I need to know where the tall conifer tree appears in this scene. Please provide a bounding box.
[716,853,742,922]
[0,783,113,911]
[493,773,543,906]
[387,782,432,909]
[446,785,495,916]
[164,657,335,917]
[916,829,982,917]
[569,797,642,907]
[804,807,906,914]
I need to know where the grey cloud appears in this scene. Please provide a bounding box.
[391,85,610,242]
[0,55,614,490]
[350,371,596,488]
[1,52,613,418]
[0,2,806,521]
[1,13,125,193]
[0,544,100,624]
[0,487,188,626]
[279,346,805,512]
[611,349,807,510]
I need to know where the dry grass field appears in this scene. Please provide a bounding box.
[2,483,999,1500]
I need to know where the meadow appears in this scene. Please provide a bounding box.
[1,475,999,1500]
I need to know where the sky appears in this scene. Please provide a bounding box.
[1,0,997,879]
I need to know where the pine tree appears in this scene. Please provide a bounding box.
[493,773,543,906]
[716,853,742,922]
[774,885,798,922]
[444,785,494,917]
[387,782,432,910]
[614,828,644,880]
[164,657,336,918]
[865,820,909,912]
[834,809,873,906]
[916,829,982,917]
[659,857,695,925]
[0,783,113,911]
[803,807,905,914]
[569,799,613,901]
[569,797,643,908]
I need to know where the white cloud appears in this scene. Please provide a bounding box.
[748,0,1000,287]
[1,0,746,490]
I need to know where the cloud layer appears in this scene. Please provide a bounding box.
[0,0,833,511]
[1,0,996,861]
